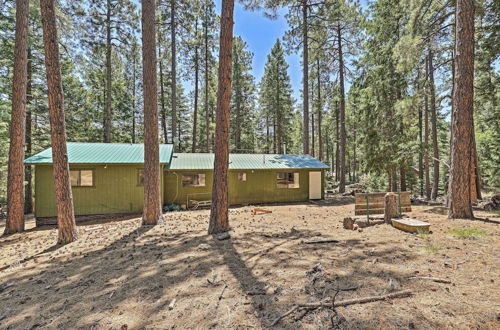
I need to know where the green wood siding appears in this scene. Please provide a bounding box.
[163,169,325,206]
[34,164,164,217]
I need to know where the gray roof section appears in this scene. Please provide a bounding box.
[167,153,329,170]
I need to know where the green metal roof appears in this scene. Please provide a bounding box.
[25,142,174,164]
[167,153,329,170]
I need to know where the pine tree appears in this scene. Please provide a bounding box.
[209,0,234,235]
[448,0,475,219]
[40,0,78,243]
[259,39,294,154]
[5,0,29,235]
[141,0,162,225]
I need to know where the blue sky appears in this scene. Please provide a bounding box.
[215,1,301,97]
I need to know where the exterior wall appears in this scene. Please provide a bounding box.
[163,169,325,206]
[34,164,164,218]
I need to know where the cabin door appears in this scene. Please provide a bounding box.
[309,171,322,200]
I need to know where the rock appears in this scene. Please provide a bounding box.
[215,232,231,241]
[197,243,211,251]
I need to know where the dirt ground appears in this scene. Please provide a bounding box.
[0,196,499,329]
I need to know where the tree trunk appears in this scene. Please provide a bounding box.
[384,192,398,223]
[158,27,168,143]
[132,43,137,143]
[192,18,199,152]
[234,43,241,151]
[209,0,234,235]
[25,46,33,214]
[170,0,177,151]
[428,50,439,200]
[5,0,29,235]
[141,0,162,225]
[317,58,322,161]
[337,24,346,193]
[204,6,210,152]
[335,100,339,180]
[424,58,431,200]
[40,0,78,243]
[104,0,112,143]
[400,164,407,192]
[448,0,474,219]
[276,57,282,154]
[418,70,423,197]
[302,1,309,155]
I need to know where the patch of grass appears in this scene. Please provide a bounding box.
[448,227,488,240]
[417,229,430,238]
[421,243,440,254]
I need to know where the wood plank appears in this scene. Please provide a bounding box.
[355,201,412,209]
[355,206,412,216]
[355,192,411,202]
[391,218,430,233]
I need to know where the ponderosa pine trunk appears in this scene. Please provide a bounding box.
[448,0,474,219]
[337,24,346,193]
[40,0,78,243]
[302,0,309,155]
[158,30,168,143]
[424,58,431,200]
[234,41,241,151]
[428,49,440,200]
[192,18,199,153]
[132,42,137,143]
[316,58,323,161]
[209,0,234,235]
[25,46,33,214]
[141,0,162,225]
[170,0,177,151]
[103,0,112,143]
[276,57,283,154]
[418,70,423,197]
[5,0,29,235]
[204,5,210,152]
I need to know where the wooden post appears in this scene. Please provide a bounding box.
[384,192,398,224]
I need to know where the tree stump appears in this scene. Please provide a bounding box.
[384,192,398,224]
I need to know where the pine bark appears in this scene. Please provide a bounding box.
[132,43,137,143]
[209,0,234,235]
[316,58,323,161]
[104,0,112,143]
[302,1,309,155]
[158,31,168,143]
[337,24,346,193]
[418,70,423,197]
[40,0,78,243]
[428,50,439,200]
[5,0,29,235]
[25,46,33,214]
[424,58,431,200]
[192,18,199,152]
[448,0,474,219]
[170,0,177,151]
[204,5,210,152]
[234,43,241,151]
[141,0,162,225]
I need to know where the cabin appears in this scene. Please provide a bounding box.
[25,143,329,225]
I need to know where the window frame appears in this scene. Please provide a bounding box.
[181,173,206,187]
[276,172,300,189]
[70,169,95,188]
[238,172,247,182]
[137,168,144,186]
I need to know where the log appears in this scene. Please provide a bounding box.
[384,192,399,224]
[298,289,413,308]
[343,217,385,230]
[304,239,340,244]
[408,276,451,284]
[271,290,412,326]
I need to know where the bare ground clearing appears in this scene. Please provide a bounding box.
[0,197,499,329]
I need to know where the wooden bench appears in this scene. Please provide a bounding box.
[189,200,211,210]
[354,192,411,216]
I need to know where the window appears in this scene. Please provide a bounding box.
[182,173,206,187]
[70,170,94,187]
[238,172,247,182]
[137,169,144,186]
[276,172,299,189]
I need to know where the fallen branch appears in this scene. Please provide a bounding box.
[304,239,339,245]
[84,225,103,232]
[408,276,451,284]
[271,290,412,326]
[215,284,228,310]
